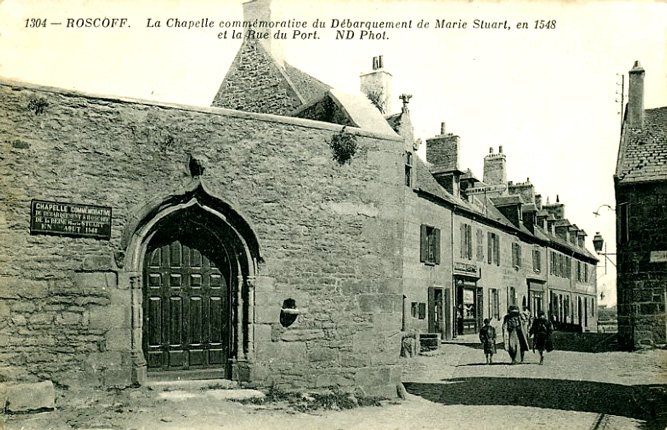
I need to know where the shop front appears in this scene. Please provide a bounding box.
[453,263,482,336]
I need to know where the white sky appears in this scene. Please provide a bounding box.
[1,0,666,306]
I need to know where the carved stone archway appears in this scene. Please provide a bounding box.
[121,179,260,383]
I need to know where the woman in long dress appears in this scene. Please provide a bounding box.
[502,305,530,364]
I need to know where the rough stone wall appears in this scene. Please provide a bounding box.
[0,81,405,397]
[616,182,667,349]
[211,41,303,115]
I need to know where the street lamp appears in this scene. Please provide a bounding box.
[593,232,616,274]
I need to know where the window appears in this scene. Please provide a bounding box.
[404,152,413,187]
[420,225,441,265]
[476,229,484,262]
[487,232,500,266]
[460,223,473,260]
[551,251,572,278]
[512,243,522,267]
[489,288,500,320]
[532,249,541,273]
[509,286,517,306]
[411,302,418,318]
[576,261,589,283]
[418,303,426,319]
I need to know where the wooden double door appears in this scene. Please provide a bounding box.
[143,223,232,374]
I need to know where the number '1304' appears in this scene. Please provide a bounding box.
[25,18,47,28]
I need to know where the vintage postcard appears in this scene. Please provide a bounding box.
[0,0,666,429]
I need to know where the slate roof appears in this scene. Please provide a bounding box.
[283,62,331,105]
[616,106,667,184]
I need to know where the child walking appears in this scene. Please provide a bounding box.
[479,318,496,364]
[529,310,554,364]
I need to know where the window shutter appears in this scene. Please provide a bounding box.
[467,226,473,260]
[420,224,427,262]
[460,224,465,258]
[434,228,441,265]
[517,244,521,266]
[495,236,500,266]
[487,232,492,264]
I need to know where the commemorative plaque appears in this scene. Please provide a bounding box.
[30,199,112,240]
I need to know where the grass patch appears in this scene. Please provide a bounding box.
[236,386,386,412]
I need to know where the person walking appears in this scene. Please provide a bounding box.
[529,310,554,364]
[478,318,497,364]
[502,305,529,364]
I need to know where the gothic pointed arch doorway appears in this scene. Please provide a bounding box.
[143,208,236,375]
[122,182,261,383]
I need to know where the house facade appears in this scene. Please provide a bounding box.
[615,61,667,349]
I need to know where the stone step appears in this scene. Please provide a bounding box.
[146,378,238,392]
[157,388,265,402]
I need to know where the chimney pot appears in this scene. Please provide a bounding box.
[499,145,503,154]
[440,122,446,135]
[489,147,493,154]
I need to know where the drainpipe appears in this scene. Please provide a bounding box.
[450,207,456,339]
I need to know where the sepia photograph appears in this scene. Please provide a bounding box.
[0,0,666,428]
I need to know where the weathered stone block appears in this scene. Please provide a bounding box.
[254,276,276,292]
[256,341,306,364]
[86,351,123,370]
[315,373,354,388]
[104,328,131,351]
[102,367,132,388]
[56,311,82,325]
[307,347,338,362]
[74,272,116,295]
[255,304,280,324]
[82,255,116,272]
[89,305,130,330]
[358,294,401,313]
[5,381,55,413]
[281,329,324,342]
[254,324,272,342]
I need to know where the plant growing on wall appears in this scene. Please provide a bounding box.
[329,127,358,165]
[365,90,386,114]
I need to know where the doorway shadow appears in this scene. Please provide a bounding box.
[404,378,667,430]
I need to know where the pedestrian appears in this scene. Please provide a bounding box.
[478,318,496,364]
[521,305,533,349]
[529,310,554,365]
[502,305,529,364]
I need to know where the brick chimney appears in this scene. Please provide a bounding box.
[627,60,645,128]
[483,147,507,186]
[243,0,284,65]
[360,55,393,114]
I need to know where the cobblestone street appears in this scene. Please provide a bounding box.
[3,343,666,430]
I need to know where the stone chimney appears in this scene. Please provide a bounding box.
[577,230,587,248]
[627,60,645,128]
[483,146,507,186]
[243,0,284,65]
[427,123,460,171]
[360,55,393,114]
[508,178,536,205]
[426,122,462,196]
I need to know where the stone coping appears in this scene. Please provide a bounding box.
[0,78,403,142]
